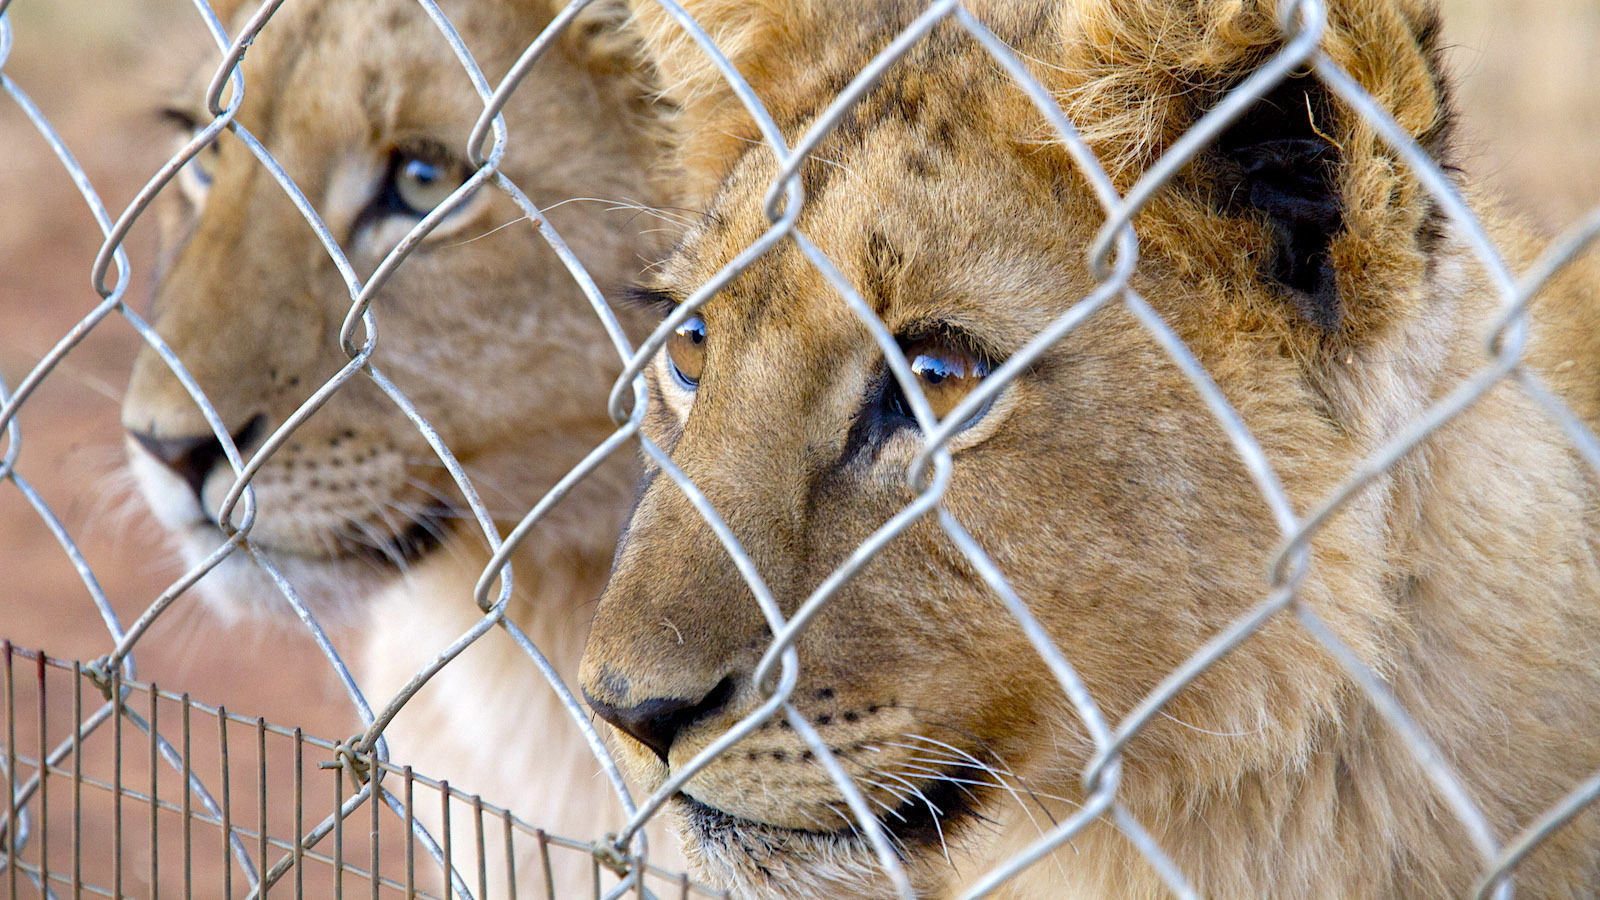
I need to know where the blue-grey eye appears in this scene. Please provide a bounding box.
[667,316,707,388]
[182,133,221,192]
[161,106,220,204]
[391,151,463,216]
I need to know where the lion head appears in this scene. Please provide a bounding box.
[579,0,1600,896]
[120,0,659,621]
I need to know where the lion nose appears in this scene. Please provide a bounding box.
[583,677,737,762]
[128,414,266,506]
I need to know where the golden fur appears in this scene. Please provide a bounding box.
[579,0,1600,896]
[120,0,682,891]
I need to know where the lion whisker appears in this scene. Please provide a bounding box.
[889,737,1065,848]
[541,195,705,231]
[828,800,914,862]
[849,777,914,822]
[445,214,531,248]
[1157,710,1266,738]
[859,769,955,866]
[885,760,990,805]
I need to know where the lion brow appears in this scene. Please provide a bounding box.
[155,105,202,130]
[620,284,683,318]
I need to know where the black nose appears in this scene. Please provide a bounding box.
[129,414,266,507]
[584,677,736,763]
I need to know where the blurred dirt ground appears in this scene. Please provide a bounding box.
[0,0,1596,895]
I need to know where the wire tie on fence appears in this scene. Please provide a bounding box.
[590,832,633,877]
[81,656,116,701]
[319,734,372,789]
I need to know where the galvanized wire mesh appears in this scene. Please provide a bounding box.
[3,0,1600,898]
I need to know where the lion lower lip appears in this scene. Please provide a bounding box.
[674,793,849,850]
[348,510,451,565]
[676,764,983,854]
[186,509,453,567]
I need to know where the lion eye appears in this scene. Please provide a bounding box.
[666,316,708,389]
[389,147,468,217]
[187,138,221,188]
[167,115,221,206]
[884,341,993,425]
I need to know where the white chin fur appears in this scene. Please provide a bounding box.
[170,528,385,627]
[129,436,384,625]
[126,439,208,530]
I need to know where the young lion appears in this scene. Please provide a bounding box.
[120,0,682,891]
[578,0,1600,896]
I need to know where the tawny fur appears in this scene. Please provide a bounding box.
[120,0,685,892]
[578,0,1600,896]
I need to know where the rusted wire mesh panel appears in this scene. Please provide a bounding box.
[2,0,1599,897]
[0,648,718,899]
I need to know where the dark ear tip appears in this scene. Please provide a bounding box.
[1212,77,1346,330]
[1291,263,1343,333]
[1230,138,1338,174]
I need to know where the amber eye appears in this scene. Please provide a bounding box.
[666,316,708,389]
[885,341,993,425]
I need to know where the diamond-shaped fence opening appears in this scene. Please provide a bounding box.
[2,0,1599,898]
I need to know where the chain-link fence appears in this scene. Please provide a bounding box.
[3,0,1600,897]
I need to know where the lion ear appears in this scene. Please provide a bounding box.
[624,0,818,204]
[556,0,646,75]
[1203,6,1456,333]
[1042,0,1455,335]
[1211,75,1349,331]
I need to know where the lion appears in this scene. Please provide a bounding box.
[576,0,1600,896]
[119,0,684,892]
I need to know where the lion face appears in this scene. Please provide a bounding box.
[121,0,657,620]
[579,0,1487,895]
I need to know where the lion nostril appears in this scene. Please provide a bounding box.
[584,676,736,763]
[129,414,267,508]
